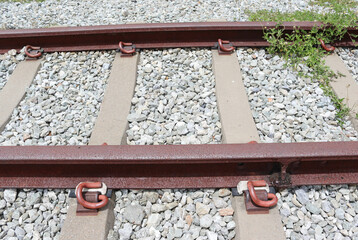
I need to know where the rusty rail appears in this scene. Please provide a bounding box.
[0,22,357,53]
[0,142,358,189]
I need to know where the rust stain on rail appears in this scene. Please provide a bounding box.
[0,22,356,53]
[0,142,358,189]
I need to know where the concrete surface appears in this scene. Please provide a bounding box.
[212,50,260,144]
[232,196,286,240]
[0,59,41,132]
[325,53,358,130]
[59,195,115,240]
[89,53,139,145]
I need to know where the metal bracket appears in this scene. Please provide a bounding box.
[69,189,112,198]
[244,190,269,214]
[237,180,269,195]
[236,180,278,214]
[269,161,292,189]
[213,39,234,55]
[117,41,137,57]
[24,45,44,60]
[69,183,112,216]
[269,172,292,189]
[76,192,100,216]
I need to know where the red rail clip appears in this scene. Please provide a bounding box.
[25,45,44,58]
[118,41,136,56]
[75,182,108,209]
[247,180,278,208]
[217,39,234,54]
[24,45,44,58]
[318,39,335,52]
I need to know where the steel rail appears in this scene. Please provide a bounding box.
[0,142,358,189]
[0,22,357,53]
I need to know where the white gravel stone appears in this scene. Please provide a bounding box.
[0,189,69,240]
[238,0,332,21]
[1,0,336,28]
[237,48,358,143]
[127,48,221,145]
[0,50,25,91]
[0,51,115,146]
[279,185,358,240]
[337,48,358,84]
[4,189,17,203]
[108,189,235,240]
[0,0,239,29]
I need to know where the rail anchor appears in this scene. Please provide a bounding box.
[318,39,335,52]
[24,45,44,59]
[214,39,234,55]
[237,180,278,214]
[118,41,136,56]
[71,182,110,216]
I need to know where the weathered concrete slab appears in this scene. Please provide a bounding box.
[212,50,260,143]
[212,49,285,240]
[232,196,286,240]
[59,195,115,240]
[325,53,358,130]
[89,53,139,145]
[0,59,41,132]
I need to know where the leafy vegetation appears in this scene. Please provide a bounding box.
[247,0,358,124]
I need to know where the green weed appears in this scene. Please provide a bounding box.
[247,0,358,124]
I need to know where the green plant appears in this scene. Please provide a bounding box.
[246,0,358,125]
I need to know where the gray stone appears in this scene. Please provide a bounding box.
[123,204,145,225]
[335,208,345,220]
[227,221,236,230]
[146,213,162,228]
[306,203,321,215]
[127,113,147,123]
[196,202,210,216]
[212,197,227,209]
[25,192,41,206]
[0,199,6,209]
[217,189,231,197]
[15,226,25,239]
[4,189,17,203]
[200,214,213,228]
[207,231,218,240]
[321,200,332,212]
[151,204,166,213]
[118,223,132,240]
[295,189,309,205]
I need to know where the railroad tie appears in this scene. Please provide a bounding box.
[89,52,139,145]
[0,59,41,133]
[325,53,358,131]
[212,48,285,240]
[211,49,260,144]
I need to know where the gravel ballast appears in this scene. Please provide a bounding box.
[0,50,25,91]
[337,48,358,84]
[0,0,239,29]
[127,48,222,145]
[0,51,115,146]
[0,189,69,240]
[237,47,358,143]
[278,185,358,240]
[108,189,235,240]
[0,0,327,29]
[0,1,358,239]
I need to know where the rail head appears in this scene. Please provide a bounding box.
[0,142,357,164]
[0,21,356,53]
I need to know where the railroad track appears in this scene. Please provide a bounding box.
[0,21,358,240]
